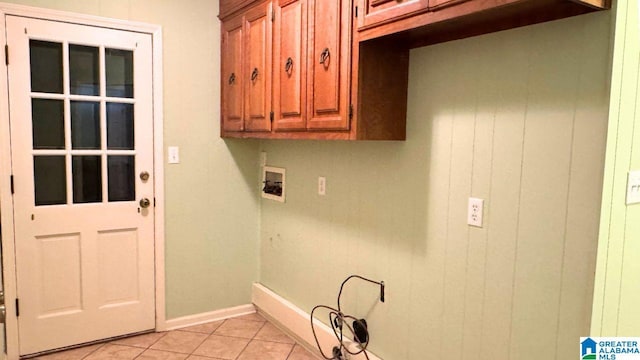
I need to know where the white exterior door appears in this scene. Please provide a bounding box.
[6,15,155,356]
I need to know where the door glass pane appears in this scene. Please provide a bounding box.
[71,101,100,149]
[107,103,134,150]
[69,45,100,96]
[34,156,66,206]
[30,40,63,94]
[32,99,64,149]
[106,49,134,98]
[72,156,102,203]
[108,156,135,202]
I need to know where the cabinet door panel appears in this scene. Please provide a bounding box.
[307,0,350,130]
[273,0,307,131]
[222,16,244,132]
[244,2,272,132]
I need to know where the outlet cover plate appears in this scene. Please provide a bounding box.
[318,177,326,195]
[468,197,484,227]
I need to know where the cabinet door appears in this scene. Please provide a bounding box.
[273,0,307,131]
[244,2,273,132]
[359,0,427,30]
[307,0,351,130]
[221,15,244,132]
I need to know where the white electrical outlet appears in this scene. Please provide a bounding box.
[627,170,640,205]
[168,146,180,164]
[468,197,484,227]
[318,177,326,195]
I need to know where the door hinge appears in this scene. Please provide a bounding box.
[349,104,354,120]
[10,175,14,194]
[15,298,19,317]
[154,197,156,207]
[355,6,358,18]
[271,9,275,22]
[4,44,8,65]
[270,111,274,123]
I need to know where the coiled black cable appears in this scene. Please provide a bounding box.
[310,275,385,360]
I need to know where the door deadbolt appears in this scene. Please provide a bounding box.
[139,198,151,208]
[140,171,150,181]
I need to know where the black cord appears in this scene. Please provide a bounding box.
[337,275,384,313]
[310,275,385,360]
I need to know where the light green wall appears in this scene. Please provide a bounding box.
[591,0,640,336]
[260,11,612,360]
[1,0,261,318]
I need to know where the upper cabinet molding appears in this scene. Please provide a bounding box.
[356,0,610,45]
[219,0,259,19]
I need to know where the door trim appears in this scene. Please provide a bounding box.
[0,3,165,359]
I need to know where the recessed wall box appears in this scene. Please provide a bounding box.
[262,166,285,202]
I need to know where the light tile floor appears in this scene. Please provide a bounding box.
[33,313,320,360]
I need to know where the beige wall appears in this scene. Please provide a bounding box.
[0,0,261,318]
[260,11,612,360]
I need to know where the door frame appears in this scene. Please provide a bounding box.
[0,3,166,359]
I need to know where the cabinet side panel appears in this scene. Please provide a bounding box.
[356,39,408,140]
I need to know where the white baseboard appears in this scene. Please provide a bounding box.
[252,283,381,360]
[163,304,256,331]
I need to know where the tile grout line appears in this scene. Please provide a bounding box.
[79,342,106,360]
[133,331,170,358]
[234,321,269,360]
[284,343,296,360]
[189,319,233,359]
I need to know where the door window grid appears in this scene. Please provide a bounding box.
[30,40,136,206]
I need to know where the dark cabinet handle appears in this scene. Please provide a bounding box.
[285,57,293,74]
[319,48,330,65]
[228,72,236,85]
[251,68,259,81]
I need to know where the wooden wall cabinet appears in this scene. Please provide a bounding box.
[224,0,384,140]
[219,0,609,140]
[221,1,272,133]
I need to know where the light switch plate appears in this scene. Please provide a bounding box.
[168,146,180,164]
[627,170,640,205]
